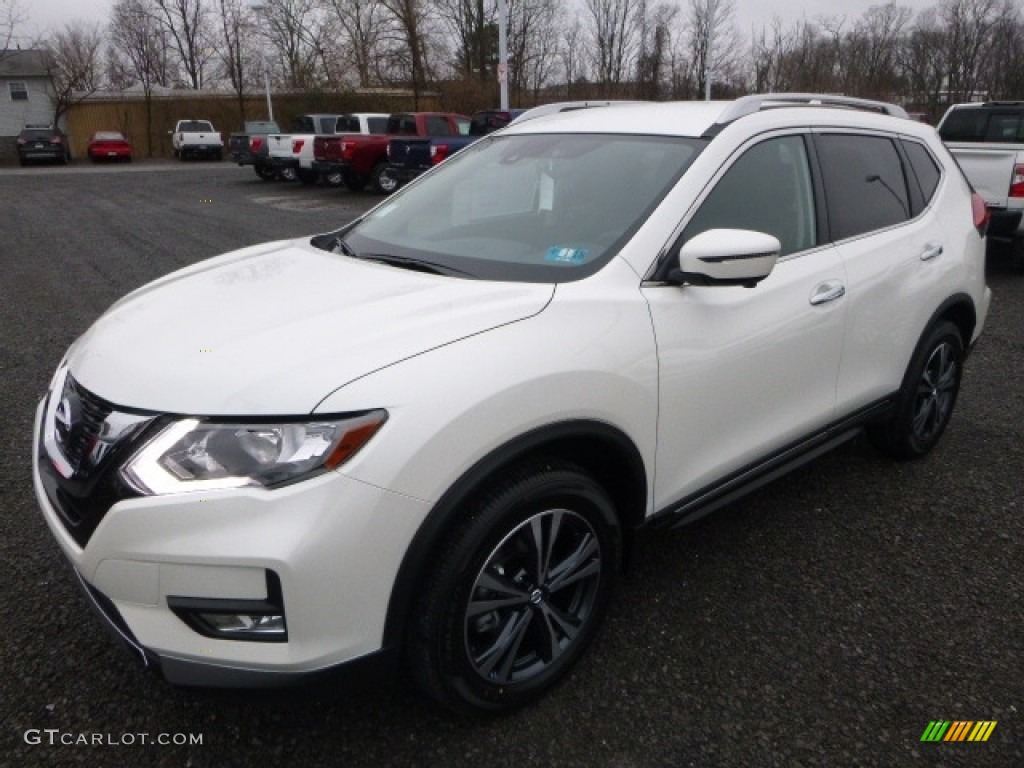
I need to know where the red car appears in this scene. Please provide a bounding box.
[87,131,133,162]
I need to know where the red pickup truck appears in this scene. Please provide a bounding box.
[312,111,470,194]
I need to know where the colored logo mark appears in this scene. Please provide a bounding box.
[920,721,997,742]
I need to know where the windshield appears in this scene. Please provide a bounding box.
[342,133,706,282]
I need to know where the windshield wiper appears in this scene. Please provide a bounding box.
[358,253,472,277]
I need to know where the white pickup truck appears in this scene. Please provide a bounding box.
[169,119,223,161]
[938,101,1024,270]
[266,112,387,185]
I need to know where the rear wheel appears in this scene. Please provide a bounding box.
[370,162,399,195]
[408,461,620,714]
[323,170,344,188]
[868,321,964,459]
[277,167,298,182]
[254,164,276,181]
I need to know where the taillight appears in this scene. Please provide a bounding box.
[292,139,304,153]
[971,192,990,236]
[50,136,62,144]
[251,136,263,151]
[1010,164,1024,198]
[430,144,449,165]
[16,138,25,145]
[340,141,354,161]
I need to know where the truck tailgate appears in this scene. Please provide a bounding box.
[946,144,1021,207]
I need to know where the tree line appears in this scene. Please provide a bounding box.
[15,0,1024,127]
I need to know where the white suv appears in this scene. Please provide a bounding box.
[34,94,991,713]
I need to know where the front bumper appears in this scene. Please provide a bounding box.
[32,393,429,688]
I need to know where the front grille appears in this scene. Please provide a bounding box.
[59,377,113,474]
[38,372,161,547]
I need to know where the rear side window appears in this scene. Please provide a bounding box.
[366,117,388,134]
[815,134,911,240]
[902,140,942,205]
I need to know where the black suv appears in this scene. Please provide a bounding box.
[16,125,71,166]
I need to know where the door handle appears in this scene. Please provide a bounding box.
[810,280,846,306]
[920,242,943,261]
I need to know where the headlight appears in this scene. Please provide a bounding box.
[121,410,387,495]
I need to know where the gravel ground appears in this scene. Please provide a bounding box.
[0,162,1021,767]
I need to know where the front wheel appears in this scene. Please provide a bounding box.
[408,461,620,714]
[868,321,964,459]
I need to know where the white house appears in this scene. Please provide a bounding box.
[0,50,57,159]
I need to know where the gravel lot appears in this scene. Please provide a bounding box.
[1,161,1021,767]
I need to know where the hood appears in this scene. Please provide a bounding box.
[68,239,554,415]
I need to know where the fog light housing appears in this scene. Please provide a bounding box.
[167,572,287,643]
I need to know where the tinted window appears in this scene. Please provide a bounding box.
[681,136,817,257]
[336,116,360,132]
[902,140,942,205]
[425,116,452,136]
[366,117,388,134]
[939,107,1024,143]
[388,115,417,135]
[291,117,314,132]
[816,134,910,240]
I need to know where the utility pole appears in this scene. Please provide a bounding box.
[704,0,715,101]
[250,1,275,121]
[498,0,508,109]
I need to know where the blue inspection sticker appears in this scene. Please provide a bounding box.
[544,246,589,264]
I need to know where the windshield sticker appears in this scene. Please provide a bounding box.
[545,246,589,264]
[539,173,555,211]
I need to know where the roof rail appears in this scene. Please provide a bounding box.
[705,93,909,137]
[512,100,643,124]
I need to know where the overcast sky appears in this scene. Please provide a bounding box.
[19,0,937,46]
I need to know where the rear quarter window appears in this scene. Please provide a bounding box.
[902,140,942,205]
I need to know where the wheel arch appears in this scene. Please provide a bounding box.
[929,293,976,351]
[381,420,648,649]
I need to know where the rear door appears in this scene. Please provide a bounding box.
[814,131,952,413]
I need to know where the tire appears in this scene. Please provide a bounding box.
[254,164,276,181]
[868,321,964,459]
[408,461,620,714]
[297,168,318,185]
[370,162,400,195]
[323,170,344,188]
[277,167,298,182]
[343,171,369,192]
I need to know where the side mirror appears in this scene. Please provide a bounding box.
[672,229,781,288]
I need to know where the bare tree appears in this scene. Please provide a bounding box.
[378,0,435,106]
[983,0,1024,98]
[43,22,105,127]
[685,0,739,98]
[507,0,562,102]
[940,0,1005,101]
[152,0,217,88]
[636,2,678,99]
[325,0,389,88]
[435,0,494,80]
[585,0,643,92]
[1,0,26,58]
[216,0,260,125]
[261,0,326,90]
[109,0,174,156]
[559,17,588,98]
